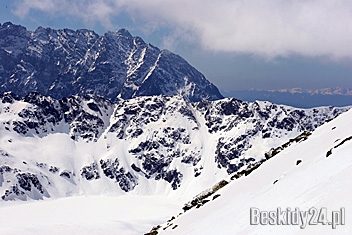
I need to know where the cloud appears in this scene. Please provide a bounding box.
[13,0,352,59]
[13,0,120,28]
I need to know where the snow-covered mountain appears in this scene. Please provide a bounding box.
[0,100,350,235]
[0,92,349,201]
[0,22,222,102]
[152,108,352,235]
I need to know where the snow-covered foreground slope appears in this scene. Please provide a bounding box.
[156,109,352,235]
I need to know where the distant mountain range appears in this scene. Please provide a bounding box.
[278,87,352,96]
[221,87,352,108]
[0,22,222,102]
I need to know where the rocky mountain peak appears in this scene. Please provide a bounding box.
[116,28,133,38]
[0,22,223,102]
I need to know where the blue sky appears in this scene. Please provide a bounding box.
[1,0,351,92]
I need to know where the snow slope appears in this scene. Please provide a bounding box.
[0,195,181,235]
[156,109,352,234]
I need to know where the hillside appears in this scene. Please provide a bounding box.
[156,109,352,235]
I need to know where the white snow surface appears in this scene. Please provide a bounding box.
[0,195,180,235]
[158,109,352,235]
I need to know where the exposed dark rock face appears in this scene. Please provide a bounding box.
[0,165,48,200]
[100,158,137,192]
[59,170,72,179]
[16,173,45,193]
[81,162,100,180]
[0,22,223,102]
[7,92,112,141]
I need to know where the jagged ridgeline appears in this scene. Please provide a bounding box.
[0,22,222,102]
[0,92,349,200]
